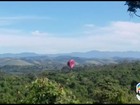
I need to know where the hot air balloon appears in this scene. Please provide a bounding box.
[67,59,75,69]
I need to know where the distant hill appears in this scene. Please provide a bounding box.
[0,55,137,69]
[0,52,39,58]
[1,50,140,59]
[0,58,33,66]
[41,50,140,59]
[66,50,140,59]
[0,51,140,69]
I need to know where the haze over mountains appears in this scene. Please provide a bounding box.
[0,50,140,59]
[0,50,139,67]
[48,50,140,59]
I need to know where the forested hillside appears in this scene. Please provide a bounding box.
[0,61,140,104]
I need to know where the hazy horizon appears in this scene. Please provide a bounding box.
[1,50,140,55]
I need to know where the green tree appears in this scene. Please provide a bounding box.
[93,77,132,104]
[20,78,79,104]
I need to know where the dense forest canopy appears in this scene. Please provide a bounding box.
[0,61,140,104]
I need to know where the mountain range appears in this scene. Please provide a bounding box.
[0,50,139,67]
[0,50,140,59]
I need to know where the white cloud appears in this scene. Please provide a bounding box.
[84,24,96,28]
[0,16,51,26]
[83,21,140,51]
[31,30,49,37]
[0,21,140,54]
[0,16,50,20]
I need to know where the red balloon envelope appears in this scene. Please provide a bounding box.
[67,59,75,69]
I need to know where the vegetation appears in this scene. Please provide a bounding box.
[0,61,140,104]
[125,1,140,17]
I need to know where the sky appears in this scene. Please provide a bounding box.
[0,1,140,54]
